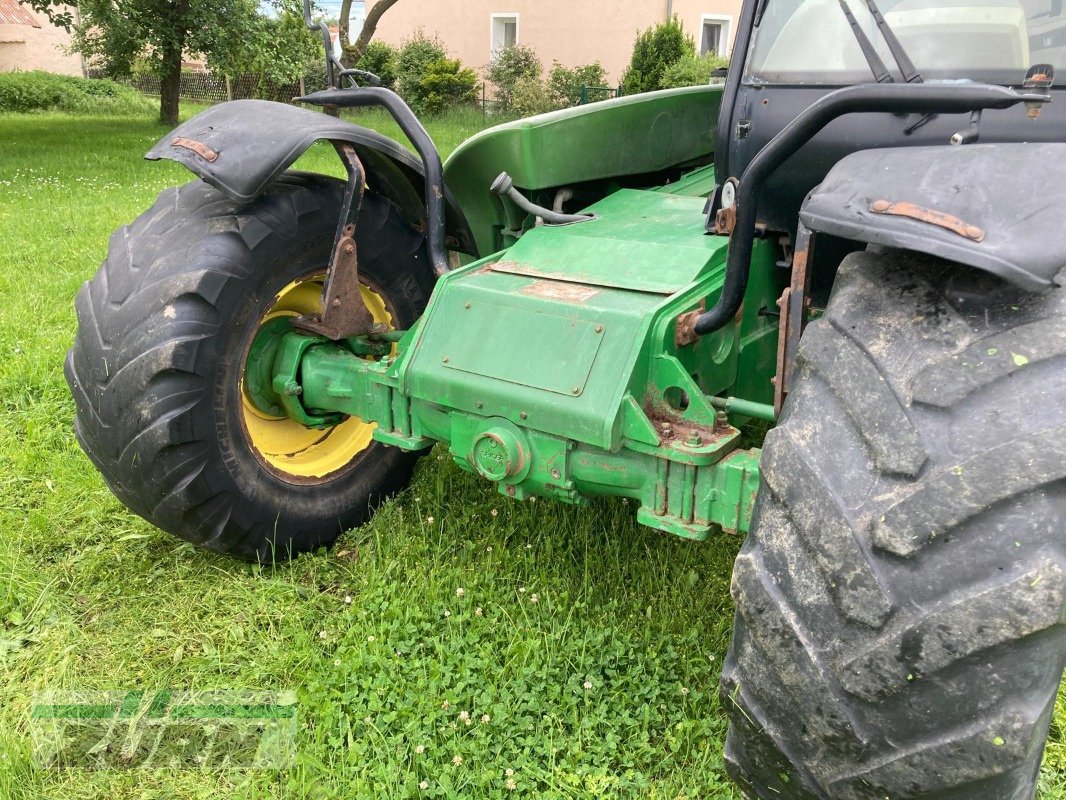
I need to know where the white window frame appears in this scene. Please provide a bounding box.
[699,13,733,57]
[490,12,520,56]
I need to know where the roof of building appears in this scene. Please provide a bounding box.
[0,0,42,27]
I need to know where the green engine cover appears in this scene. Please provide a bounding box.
[403,190,735,452]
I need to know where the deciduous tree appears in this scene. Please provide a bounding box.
[21,0,314,124]
[339,0,401,62]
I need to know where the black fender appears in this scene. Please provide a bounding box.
[800,142,1066,292]
[146,99,477,256]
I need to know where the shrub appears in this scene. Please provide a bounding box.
[418,57,479,115]
[620,17,695,95]
[0,71,154,114]
[546,61,607,107]
[660,52,730,89]
[396,30,447,103]
[486,45,541,112]
[353,40,398,90]
[509,74,558,117]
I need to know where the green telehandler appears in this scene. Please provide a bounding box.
[66,0,1066,796]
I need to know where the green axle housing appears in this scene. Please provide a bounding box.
[249,185,780,540]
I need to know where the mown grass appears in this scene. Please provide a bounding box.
[1,102,1065,800]
[0,103,739,799]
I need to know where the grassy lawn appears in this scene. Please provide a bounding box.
[1,102,1064,800]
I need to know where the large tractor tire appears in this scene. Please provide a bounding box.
[722,249,1066,799]
[66,174,433,561]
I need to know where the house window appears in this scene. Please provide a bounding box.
[700,14,733,56]
[491,13,518,54]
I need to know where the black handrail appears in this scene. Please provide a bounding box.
[299,87,450,278]
[694,81,1051,335]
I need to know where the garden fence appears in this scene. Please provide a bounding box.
[87,66,331,105]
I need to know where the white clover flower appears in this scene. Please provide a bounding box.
[474,607,483,616]
[455,587,465,597]
[530,594,539,604]
[426,516,435,524]
[490,509,498,517]
[681,686,690,696]
[452,755,463,766]
[318,630,328,639]
[344,595,353,604]
[583,681,592,690]
[505,778,517,790]
[415,745,425,754]
[458,710,471,724]
[419,780,429,790]
[505,768,514,777]
[367,635,376,643]
[481,714,490,724]
[444,609,451,617]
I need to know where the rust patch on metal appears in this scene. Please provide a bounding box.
[674,300,705,347]
[774,229,813,416]
[171,137,218,162]
[294,145,376,340]
[519,279,601,303]
[295,226,375,339]
[713,204,737,236]
[869,200,985,242]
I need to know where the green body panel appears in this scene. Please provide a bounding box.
[492,190,723,293]
[443,86,723,256]
[255,182,782,539]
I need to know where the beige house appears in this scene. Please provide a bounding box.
[0,1,81,75]
[373,0,742,86]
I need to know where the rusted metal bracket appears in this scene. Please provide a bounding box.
[294,143,376,340]
[869,199,985,242]
[170,137,218,162]
[772,222,814,415]
[674,300,706,347]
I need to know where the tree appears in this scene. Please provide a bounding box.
[620,16,695,95]
[339,0,401,62]
[23,0,265,124]
[213,0,321,98]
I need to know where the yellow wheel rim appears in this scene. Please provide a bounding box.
[240,274,392,481]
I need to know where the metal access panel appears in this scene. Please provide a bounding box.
[443,304,605,396]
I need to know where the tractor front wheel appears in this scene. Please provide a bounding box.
[722,250,1066,799]
[65,174,433,561]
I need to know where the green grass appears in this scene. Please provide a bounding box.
[1,102,1065,800]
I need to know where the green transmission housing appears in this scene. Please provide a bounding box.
[260,88,782,539]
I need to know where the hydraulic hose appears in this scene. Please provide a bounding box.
[490,172,593,225]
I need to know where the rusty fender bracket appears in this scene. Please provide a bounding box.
[145,99,476,259]
[800,143,1066,292]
